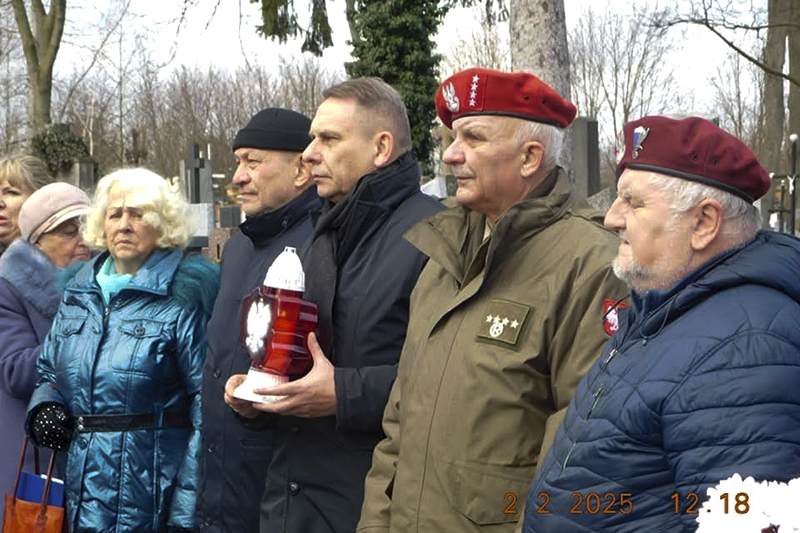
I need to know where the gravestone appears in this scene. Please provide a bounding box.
[181,144,214,204]
[219,205,242,228]
[181,144,214,251]
[571,117,601,198]
[202,205,242,263]
[58,160,95,193]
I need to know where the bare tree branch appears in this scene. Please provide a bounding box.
[657,0,800,88]
[204,0,221,32]
[58,0,132,120]
[10,0,38,73]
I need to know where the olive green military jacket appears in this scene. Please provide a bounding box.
[357,170,628,533]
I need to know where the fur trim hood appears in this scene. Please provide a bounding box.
[0,239,62,319]
[171,253,220,317]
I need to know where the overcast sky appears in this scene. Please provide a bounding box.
[53,0,762,115]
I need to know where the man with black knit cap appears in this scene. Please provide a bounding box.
[198,107,320,533]
[225,78,445,533]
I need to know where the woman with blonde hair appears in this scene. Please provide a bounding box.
[0,154,55,255]
[26,168,219,532]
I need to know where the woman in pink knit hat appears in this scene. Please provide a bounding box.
[0,180,91,524]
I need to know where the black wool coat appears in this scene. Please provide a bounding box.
[198,187,320,533]
[259,155,445,533]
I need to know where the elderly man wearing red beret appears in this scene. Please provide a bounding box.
[357,68,628,533]
[523,115,800,532]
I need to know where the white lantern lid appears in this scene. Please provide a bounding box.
[263,246,305,291]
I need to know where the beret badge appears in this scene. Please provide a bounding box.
[617,115,771,203]
[443,82,460,113]
[632,126,650,159]
[614,130,626,165]
[435,68,577,129]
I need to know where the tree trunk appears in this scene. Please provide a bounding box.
[787,0,800,150]
[10,0,67,137]
[509,0,574,183]
[787,0,800,232]
[31,63,54,133]
[345,0,362,48]
[757,0,789,228]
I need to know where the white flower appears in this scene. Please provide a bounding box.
[696,474,800,532]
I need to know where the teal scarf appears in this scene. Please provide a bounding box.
[95,256,133,304]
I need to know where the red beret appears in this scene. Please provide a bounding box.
[617,115,770,203]
[435,68,577,129]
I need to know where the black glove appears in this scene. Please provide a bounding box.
[30,403,73,450]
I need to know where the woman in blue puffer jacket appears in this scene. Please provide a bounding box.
[26,168,219,533]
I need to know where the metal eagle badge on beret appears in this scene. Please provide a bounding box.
[476,299,530,346]
[632,125,650,159]
[443,82,460,112]
[614,129,626,165]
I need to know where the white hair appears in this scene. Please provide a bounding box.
[84,168,191,251]
[647,173,761,239]
[513,120,565,171]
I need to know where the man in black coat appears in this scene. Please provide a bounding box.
[225,78,445,533]
[198,108,320,533]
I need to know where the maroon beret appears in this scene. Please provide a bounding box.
[435,68,577,129]
[616,115,770,203]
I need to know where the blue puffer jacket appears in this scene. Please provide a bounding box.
[27,249,219,533]
[524,231,800,532]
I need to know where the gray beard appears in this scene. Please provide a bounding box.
[612,257,650,292]
[612,257,691,294]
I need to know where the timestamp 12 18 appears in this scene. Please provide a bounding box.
[671,491,750,514]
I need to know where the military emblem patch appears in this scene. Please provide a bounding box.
[603,299,628,336]
[476,299,530,346]
[443,82,460,113]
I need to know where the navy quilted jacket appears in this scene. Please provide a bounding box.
[524,231,800,532]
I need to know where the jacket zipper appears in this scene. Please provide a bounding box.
[563,383,607,469]
[562,442,576,469]
[587,384,606,417]
[602,348,618,367]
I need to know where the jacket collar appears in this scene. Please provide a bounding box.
[239,187,320,247]
[73,248,183,297]
[313,152,421,227]
[346,151,421,211]
[312,151,422,262]
[630,231,800,339]
[406,167,574,285]
[0,239,62,318]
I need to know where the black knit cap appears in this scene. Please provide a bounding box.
[232,108,312,153]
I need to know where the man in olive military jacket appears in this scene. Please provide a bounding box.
[357,68,628,533]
